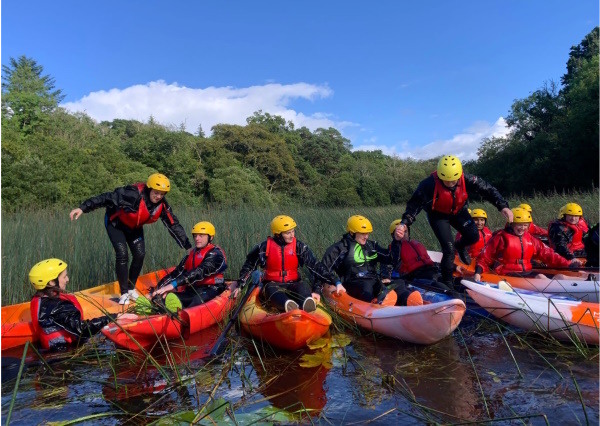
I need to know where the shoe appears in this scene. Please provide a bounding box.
[128,289,140,301]
[456,247,471,265]
[165,293,182,314]
[284,299,299,313]
[302,297,317,313]
[406,291,423,306]
[134,296,153,315]
[118,293,130,305]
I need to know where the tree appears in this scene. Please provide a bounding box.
[1,56,64,133]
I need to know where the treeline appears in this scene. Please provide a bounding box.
[1,28,597,211]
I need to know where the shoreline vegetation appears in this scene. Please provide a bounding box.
[2,190,598,306]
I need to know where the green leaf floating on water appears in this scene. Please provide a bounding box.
[299,348,333,369]
[306,333,352,350]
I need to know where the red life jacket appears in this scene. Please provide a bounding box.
[493,230,536,274]
[468,227,492,258]
[109,183,164,229]
[30,293,83,350]
[397,240,434,274]
[431,172,468,215]
[263,237,300,283]
[182,243,225,286]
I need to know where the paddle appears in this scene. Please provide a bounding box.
[208,270,261,357]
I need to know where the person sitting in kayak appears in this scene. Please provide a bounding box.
[548,202,590,261]
[321,215,423,306]
[69,173,192,305]
[29,258,135,351]
[148,221,227,311]
[455,208,492,261]
[399,155,512,289]
[583,223,599,267]
[473,208,581,282]
[518,203,549,243]
[238,215,336,313]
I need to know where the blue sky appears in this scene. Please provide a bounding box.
[2,1,597,160]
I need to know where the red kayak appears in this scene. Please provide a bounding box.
[102,285,235,351]
[239,287,332,350]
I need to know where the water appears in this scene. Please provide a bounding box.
[2,317,598,425]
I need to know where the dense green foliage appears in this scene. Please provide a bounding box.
[1,29,597,211]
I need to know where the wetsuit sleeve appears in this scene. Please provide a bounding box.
[372,241,393,266]
[78,185,140,213]
[533,238,571,268]
[159,200,192,249]
[296,241,338,293]
[173,247,227,287]
[401,176,434,227]
[548,222,575,260]
[238,242,266,284]
[474,233,503,274]
[158,256,188,288]
[319,241,345,285]
[50,300,111,338]
[464,174,509,211]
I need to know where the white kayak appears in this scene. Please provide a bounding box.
[461,279,599,345]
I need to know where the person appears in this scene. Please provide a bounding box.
[455,208,493,261]
[473,208,581,282]
[583,223,599,267]
[321,215,423,306]
[69,173,192,305]
[238,215,337,313]
[548,202,590,260]
[518,203,549,242]
[147,221,227,311]
[29,258,135,350]
[398,155,513,289]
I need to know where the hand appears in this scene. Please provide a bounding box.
[473,273,481,282]
[394,224,406,240]
[501,207,513,223]
[153,284,174,297]
[335,283,346,295]
[569,259,583,269]
[455,265,466,274]
[311,293,321,304]
[69,208,83,221]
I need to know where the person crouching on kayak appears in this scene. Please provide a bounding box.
[29,258,136,351]
[321,215,423,306]
[399,155,512,290]
[69,173,192,305]
[148,221,227,311]
[473,208,582,282]
[238,215,336,313]
[455,208,492,261]
[548,203,590,261]
[517,203,548,243]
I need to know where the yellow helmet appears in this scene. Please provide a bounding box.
[191,221,216,237]
[518,203,532,213]
[470,208,487,219]
[347,215,373,233]
[557,204,567,219]
[271,215,297,235]
[29,258,68,290]
[563,202,583,217]
[437,155,463,181]
[511,207,532,224]
[147,173,171,192]
[389,219,403,234]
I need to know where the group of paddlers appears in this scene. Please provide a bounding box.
[28,155,598,350]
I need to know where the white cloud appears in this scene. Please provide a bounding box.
[61,80,354,134]
[369,117,509,161]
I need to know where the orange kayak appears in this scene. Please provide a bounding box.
[239,287,332,350]
[101,285,234,351]
[1,269,172,351]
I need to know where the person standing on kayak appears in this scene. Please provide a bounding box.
[238,215,336,313]
[473,207,581,282]
[455,208,493,260]
[148,221,227,310]
[517,203,548,243]
[29,258,135,350]
[69,173,192,305]
[321,215,423,306]
[398,155,513,289]
[548,203,590,260]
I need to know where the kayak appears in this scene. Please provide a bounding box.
[322,285,466,344]
[102,285,234,351]
[1,269,172,351]
[427,250,599,302]
[461,279,599,345]
[239,287,332,351]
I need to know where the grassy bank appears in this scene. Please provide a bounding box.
[2,190,598,305]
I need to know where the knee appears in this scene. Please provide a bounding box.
[131,244,146,261]
[114,244,128,263]
[441,240,455,254]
